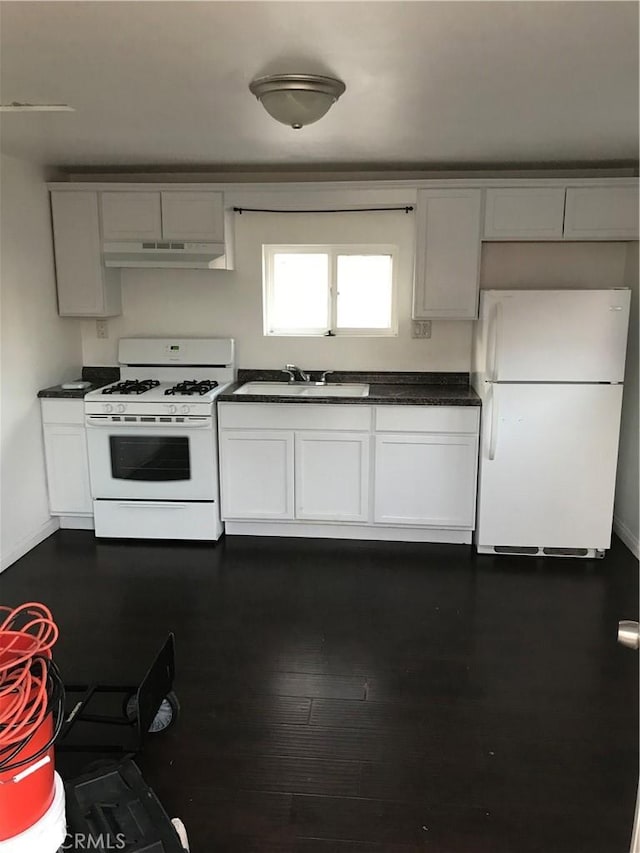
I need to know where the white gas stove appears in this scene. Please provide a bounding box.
[85,338,235,541]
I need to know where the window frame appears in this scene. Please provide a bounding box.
[263,243,398,337]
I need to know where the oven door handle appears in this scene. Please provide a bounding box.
[113,502,194,509]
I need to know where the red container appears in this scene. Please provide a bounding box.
[0,635,56,841]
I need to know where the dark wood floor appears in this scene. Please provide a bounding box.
[1,531,638,852]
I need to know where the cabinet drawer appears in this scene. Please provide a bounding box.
[375,406,479,434]
[41,399,85,424]
[218,403,372,431]
[94,500,218,540]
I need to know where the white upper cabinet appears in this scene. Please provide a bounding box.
[101,192,162,241]
[483,187,566,240]
[161,192,224,241]
[101,190,224,242]
[50,191,121,317]
[413,189,483,320]
[482,184,638,241]
[563,186,639,240]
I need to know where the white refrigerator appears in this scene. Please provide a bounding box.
[472,289,630,557]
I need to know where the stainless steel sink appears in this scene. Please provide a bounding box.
[233,381,369,398]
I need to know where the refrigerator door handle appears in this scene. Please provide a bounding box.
[494,302,503,381]
[488,384,499,461]
[489,302,503,381]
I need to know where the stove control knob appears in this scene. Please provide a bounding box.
[116,404,126,414]
[180,404,190,415]
[168,404,177,415]
[103,403,113,414]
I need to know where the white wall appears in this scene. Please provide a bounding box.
[81,214,631,372]
[81,209,472,370]
[480,241,628,289]
[0,154,83,571]
[614,243,639,558]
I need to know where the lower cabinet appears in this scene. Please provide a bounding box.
[374,434,478,527]
[219,430,294,519]
[41,400,93,516]
[218,410,369,523]
[218,403,480,540]
[295,432,369,522]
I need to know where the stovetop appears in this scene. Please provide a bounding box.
[83,338,235,416]
[98,378,220,398]
[84,377,231,415]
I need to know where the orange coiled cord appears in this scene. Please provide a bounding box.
[0,603,59,749]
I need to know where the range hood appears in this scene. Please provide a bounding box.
[103,241,227,270]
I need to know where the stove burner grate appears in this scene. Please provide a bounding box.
[164,380,219,396]
[102,380,160,395]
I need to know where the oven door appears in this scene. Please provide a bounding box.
[86,419,217,500]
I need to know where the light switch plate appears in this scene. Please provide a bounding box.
[412,320,432,339]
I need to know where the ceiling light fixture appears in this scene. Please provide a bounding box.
[249,74,346,129]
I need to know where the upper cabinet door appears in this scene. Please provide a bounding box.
[161,192,225,241]
[101,192,162,241]
[563,187,639,240]
[51,191,122,317]
[483,187,566,240]
[413,189,483,320]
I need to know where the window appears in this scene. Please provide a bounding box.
[263,244,397,336]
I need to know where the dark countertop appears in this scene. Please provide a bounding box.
[218,371,481,406]
[38,383,100,399]
[37,366,120,399]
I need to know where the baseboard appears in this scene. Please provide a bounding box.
[613,516,640,560]
[58,516,94,530]
[225,521,472,544]
[0,518,59,573]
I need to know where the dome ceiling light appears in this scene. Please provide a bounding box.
[248,73,346,130]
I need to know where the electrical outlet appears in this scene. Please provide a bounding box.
[412,320,432,339]
[96,320,108,339]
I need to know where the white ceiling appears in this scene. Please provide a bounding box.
[0,1,638,171]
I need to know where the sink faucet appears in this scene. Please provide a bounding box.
[283,364,310,383]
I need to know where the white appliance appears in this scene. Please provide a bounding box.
[472,289,630,558]
[84,338,235,540]
[102,241,226,269]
